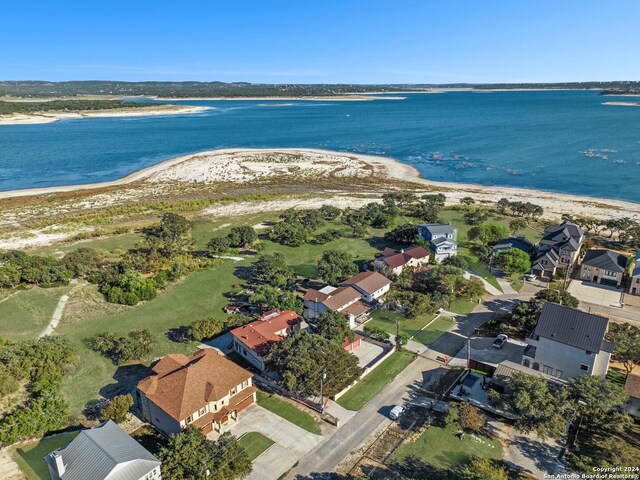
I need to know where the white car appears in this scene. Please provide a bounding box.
[437,307,445,315]
[493,334,508,349]
[525,274,537,282]
[390,404,405,420]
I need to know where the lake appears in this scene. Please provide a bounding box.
[1,90,639,202]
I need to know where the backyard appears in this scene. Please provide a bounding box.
[336,350,414,411]
[11,432,79,480]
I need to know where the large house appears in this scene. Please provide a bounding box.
[136,349,256,435]
[230,309,302,371]
[372,246,430,275]
[624,373,640,417]
[628,250,640,295]
[418,223,458,262]
[531,221,584,279]
[522,303,613,379]
[303,271,391,327]
[44,420,161,480]
[579,249,629,287]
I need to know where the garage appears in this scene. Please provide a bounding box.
[235,393,256,413]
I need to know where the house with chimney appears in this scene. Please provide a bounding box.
[44,420,161,480]
[303,271,391,327]
[136,349,256,435]
[372,246,430,275]
[531,221,584,279]
[230,309,302,371]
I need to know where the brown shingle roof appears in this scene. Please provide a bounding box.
[626,373,640,399]
[340,271,391,295]
[137,350,253,422]
[323,286,362,310]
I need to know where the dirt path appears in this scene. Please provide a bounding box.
[0,448,25,480]
[38,280,83,338]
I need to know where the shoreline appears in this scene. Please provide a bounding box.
[0,148,638,220]
[150,95,406,101]
[0,105,213,125]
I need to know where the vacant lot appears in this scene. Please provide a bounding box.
[337,351,414,411]
[366,310,454,346]
[391,424,503,469]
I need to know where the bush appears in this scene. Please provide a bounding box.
[363,325,390,342]
[100,394,134,423]
[268,222,309,247]
[91,330,153,364]
[189,317,224,341]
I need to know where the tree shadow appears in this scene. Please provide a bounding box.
[233,265,253,281]
[98,363,153,401]
[166,326,191,343]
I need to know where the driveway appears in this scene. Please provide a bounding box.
[489,420,562,479]
[568,280,624,307]
[200,332,234,354]
[212,404,323,480]
[350,339,386,369]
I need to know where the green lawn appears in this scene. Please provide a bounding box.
[412,316,455,345]
[12,432,79,480]
[256,391,322,435]
[238,432,275,461]
[448,299,477,315]
[391,425,503,469]
[0,285,73,340]
[367,309,434,338]
[30,233,141,257]
[337,351,414,411]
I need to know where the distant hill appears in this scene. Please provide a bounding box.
[1,80,640,98]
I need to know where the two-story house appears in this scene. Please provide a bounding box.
[44,420,161,480]
[372,246,430,276]
[628,250,640,295]
[579,249,629,287]
[522,303,613,379]
[418,223,457,262]
[303,271,391,327]
[230,309,302,371]
[136,349,257,435]
[531,221,584,279]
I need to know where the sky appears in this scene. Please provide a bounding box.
[2,0,639,84]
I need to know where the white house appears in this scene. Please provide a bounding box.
[339,271,391,302]
[45,420,161,480]
[418,223,458,262]
[522,303,613,379]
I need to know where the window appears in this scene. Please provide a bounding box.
[554,370,563,379]
[199,407,206,416]
[231,387,237,395]
[604,270,616,277]
[242,379,249,388]
[580,364,589,371]
[186,415,193,424]
[542,365,553,375]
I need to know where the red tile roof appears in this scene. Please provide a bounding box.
[230,310,301,356]
[379,246,429,269]
[137,349,253,422]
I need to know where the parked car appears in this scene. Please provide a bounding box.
[390,404,405,420]
[437,307,445,314]
[492,334,508,349]
[525,274,537,282]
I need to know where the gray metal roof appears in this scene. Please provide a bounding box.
[631,250,640,277]
[46,420,160,480]
[432,236,456,246]
[420,223,456,235]
[582,249,628,273]
[533,303,609,353]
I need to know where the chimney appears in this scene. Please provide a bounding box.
[52,451,65,476]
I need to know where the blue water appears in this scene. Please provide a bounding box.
[1,91,640,202]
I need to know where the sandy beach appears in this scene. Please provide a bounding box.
[1,148,638,221]
[0,105,212,125]
[151,95,406,101]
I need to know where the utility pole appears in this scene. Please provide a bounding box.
[319,371,327,414]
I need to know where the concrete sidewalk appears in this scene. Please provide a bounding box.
[464,270,503,296]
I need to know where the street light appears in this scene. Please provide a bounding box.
[319,371,327,414]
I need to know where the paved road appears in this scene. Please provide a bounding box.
[579,301,640,325]
[290,356,441,478]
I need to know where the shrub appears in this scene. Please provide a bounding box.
[91,330,153,364]
[100,394,134,423]
[189,317,224,341]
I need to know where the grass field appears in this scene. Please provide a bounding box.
[336,351,414,411]
[238,431,275,461]
[256,391,322,435]
[0,284,73,340]
[412,316,455,345]
[448,299,477,315]
[391,425,503,469]
[12,432,79,480]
